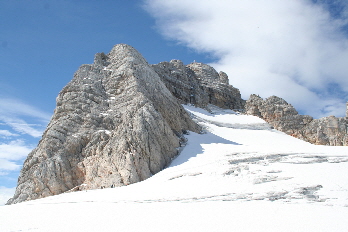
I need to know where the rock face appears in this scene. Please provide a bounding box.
[7,44,202,204]
[152,60,244,110]
[244,95,313,135]
[299,116,348,146]
[245,94,348,146]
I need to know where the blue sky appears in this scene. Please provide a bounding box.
[1,0,348,203]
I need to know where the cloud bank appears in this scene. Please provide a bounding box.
[144,0,348,118]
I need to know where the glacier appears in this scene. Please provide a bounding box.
[1,105,347,232]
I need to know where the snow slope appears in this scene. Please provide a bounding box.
[1,105,348,232]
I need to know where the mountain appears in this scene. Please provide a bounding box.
[6,44,348,205]
[7,44,244,204]
[1,105,348,231]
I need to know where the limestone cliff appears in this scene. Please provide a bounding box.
[245,94,348,146]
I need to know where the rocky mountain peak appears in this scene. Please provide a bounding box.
[7,44,244,204]
[7,44,203,204]
[107,44,149,67]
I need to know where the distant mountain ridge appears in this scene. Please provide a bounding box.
[7,44,348,204]
[245,94,348,146]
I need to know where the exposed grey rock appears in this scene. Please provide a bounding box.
[245,94,348,145]
[7,44,200,204]
[299,115,348,146]
[245,95,313,135]
[152,60,245,110]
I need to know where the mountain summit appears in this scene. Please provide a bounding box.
[7,44,244,204]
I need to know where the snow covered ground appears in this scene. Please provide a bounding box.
[1,105,348,232]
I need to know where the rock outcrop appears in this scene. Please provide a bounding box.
[152,60,244,110]
[8,44,244,204]
[299,116,348,146]
[245,94,348,146]
[244,95,313,135]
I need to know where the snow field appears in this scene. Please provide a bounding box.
[1,105,347,231]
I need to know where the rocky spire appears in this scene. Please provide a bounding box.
[7,44,201,204]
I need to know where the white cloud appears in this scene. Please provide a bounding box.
[0,159,21,171]
[0,116,45,138]
[0,140,33,161]
[0,98,51,122]
[0,139,33,173]
[0,186,15,205]
[0,98,50,137]
[0,130,18,137]
[145,0,348,118]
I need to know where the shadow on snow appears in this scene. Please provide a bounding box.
[169,131,241,168]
